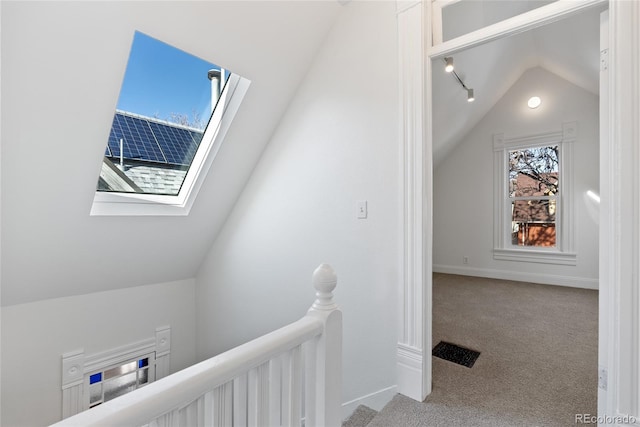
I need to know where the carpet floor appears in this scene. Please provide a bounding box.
[342,405,378,427]
[369,274,598,427]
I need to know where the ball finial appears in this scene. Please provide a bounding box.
[312,264,337,310]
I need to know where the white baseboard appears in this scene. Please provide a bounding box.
[341,385,397,420]
[433,264,598,290]
[396,343,428,402]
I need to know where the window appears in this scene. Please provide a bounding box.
[91,31,250,216]
[509,145,558,247]
[86,354,155,408]
[432,0,559,45]
[61,327,171,419]
[493,122,577,265]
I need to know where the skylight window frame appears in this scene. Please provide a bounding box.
[91,73,250,216]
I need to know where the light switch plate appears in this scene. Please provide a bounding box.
[357,200,368,219]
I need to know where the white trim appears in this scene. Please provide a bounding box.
[492,123,575,262]
[398,0,615,413]
[396,343,425,402]
[429,0,607,57]
[83,338,156,374]
[430,0,446,45]
[341,385,397,420]
[90,75,251,216]
[397,344,423,372]
[396,0,421,15]
[62,349,85,389]
[61,327,171,419]
[602,0,640,421]
[493,249,577,266]
[492,126,576,152]
[433,264,598,290]
[403,0,640,423]
[597,9,611,420]
[155,325,171,358]
[396,0,431,403]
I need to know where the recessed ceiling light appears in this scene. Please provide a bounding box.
[528,96,541,109]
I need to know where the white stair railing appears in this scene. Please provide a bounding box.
[51,264,342,427]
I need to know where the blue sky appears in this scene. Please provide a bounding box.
[116,31,220,128]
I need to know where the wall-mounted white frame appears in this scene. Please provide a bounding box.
[397,1,640,421]
[90,74,250,216]
[396,0,432,402]
[61,326,171,419]
[430,0,604,50]
[599,2,640,422]
[492,123,576,265]
[430,0,453,45]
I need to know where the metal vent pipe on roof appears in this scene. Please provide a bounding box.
[207,69,223,114]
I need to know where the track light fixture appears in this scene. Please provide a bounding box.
[443,57,475,103]
[445,57,454,72]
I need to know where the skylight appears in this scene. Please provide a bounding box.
[91,31,250,215]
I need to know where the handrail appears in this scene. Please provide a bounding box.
[51,263,342,427]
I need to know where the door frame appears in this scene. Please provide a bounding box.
[396,0,640,421]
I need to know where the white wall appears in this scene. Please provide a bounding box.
[1,279,196,427]
[0,1,341,307]
[196,0,400,415]
[433,67,599,288]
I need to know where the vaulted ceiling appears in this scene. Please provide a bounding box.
[1,1,343,306]
[1,1,605,306]
[432,3,604,164]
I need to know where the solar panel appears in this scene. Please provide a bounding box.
[107,114,164,163]
[147,121,200,166]
[105,112,203,166]
[189,131,204,147]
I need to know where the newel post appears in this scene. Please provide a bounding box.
[305,264,343,427]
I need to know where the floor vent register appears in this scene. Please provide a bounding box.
[432,341,481,368]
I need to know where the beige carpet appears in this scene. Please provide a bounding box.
[369,274,598,427]
[342,405,378,427]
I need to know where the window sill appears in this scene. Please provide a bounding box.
[493,248,577,265]
[90,192,191,216]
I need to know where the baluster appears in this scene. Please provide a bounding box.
[172,407,182,427]
[180,398,201,427]
[212,382,233,426]
[233,374,248,426]
[281,351,293,426]
[248,363,270,426]
[269,356,282,426]
[304,339,318,427]
[203,390,214,427]
[283,345,302,427]
[153,408,179,427]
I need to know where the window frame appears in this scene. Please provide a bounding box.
[62,327,171,419]
[84,351,156,409]
[90,73,251,216]
[493,122,577,265]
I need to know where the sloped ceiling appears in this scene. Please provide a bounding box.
[433,3,603,165]
[1,1,342,306]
